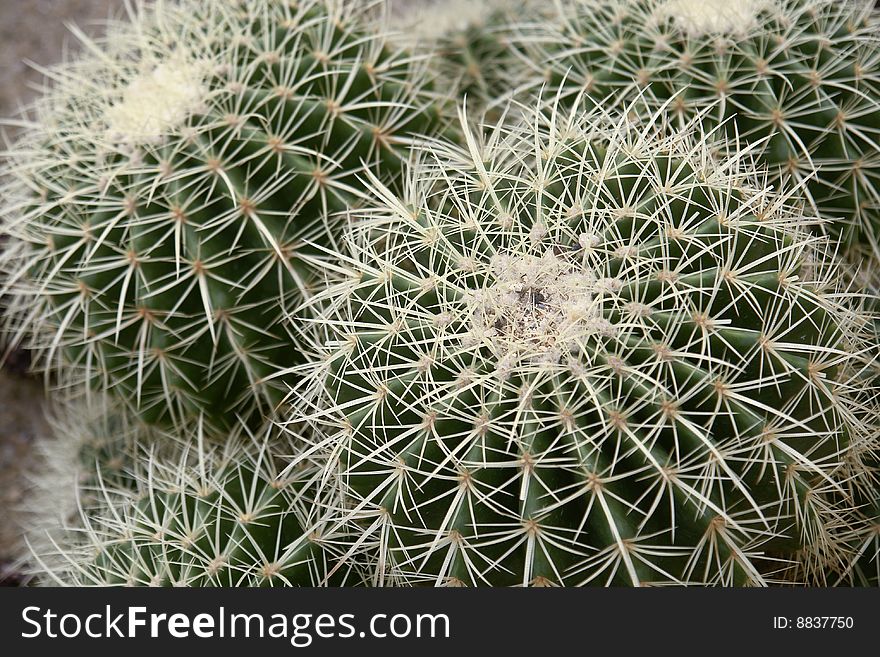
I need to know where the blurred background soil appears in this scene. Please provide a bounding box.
[0,0,118,582]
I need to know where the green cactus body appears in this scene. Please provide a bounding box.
[291,101,874,586]
[26,413,357,587]
[512,0,880,252]
[0,0,443,433]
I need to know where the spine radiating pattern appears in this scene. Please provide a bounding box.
[284,98,877,586]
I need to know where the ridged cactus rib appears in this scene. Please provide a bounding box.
[512,0,880,252]
[289,101,875,586]
[25,414,358,587]
[0,0,443,433]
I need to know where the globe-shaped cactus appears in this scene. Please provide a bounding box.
[24,411,359,587]
[510,0,880,253]
[288,99,876,586]
[0,0,444,434]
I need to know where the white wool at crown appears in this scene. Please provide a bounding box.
[467,251,617,361]
[390,0,500,42]
[104,55,208,144]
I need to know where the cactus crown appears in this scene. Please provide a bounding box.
[286,96,875,586]
[389,0,537,114]
[103,53,210,145]
[654,0,772,36]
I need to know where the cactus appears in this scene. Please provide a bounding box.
[18,397,154,574]
[510,0,880,253]
[35,396,148,503]
[0,0,444,434]
[24,407,360,587]
[849,516,880,586]
[287,98,877,586]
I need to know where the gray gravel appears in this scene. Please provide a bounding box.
[0,0,118,119]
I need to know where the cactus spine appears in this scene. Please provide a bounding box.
[832,259,880,587]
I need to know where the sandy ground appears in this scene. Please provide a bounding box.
[0,0,119,581]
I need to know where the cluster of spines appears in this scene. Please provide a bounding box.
[826,255,880,587]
